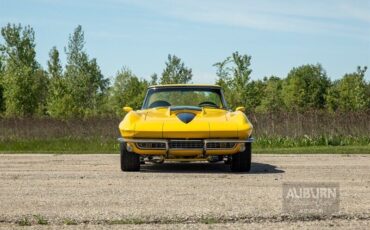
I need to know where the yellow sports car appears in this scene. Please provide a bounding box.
[118,84,253,172]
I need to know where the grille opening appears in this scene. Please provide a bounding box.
[135,140,238,150]
[206,142,236,149]
[136,142,166,149]
[169,140,203,149]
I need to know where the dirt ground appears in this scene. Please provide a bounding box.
[0,154,369,229]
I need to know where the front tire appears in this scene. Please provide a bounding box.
[120,142,140,171]
[230,143,251,172]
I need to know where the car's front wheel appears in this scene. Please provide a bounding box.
[230,143,251,172]
[120,142,140,171]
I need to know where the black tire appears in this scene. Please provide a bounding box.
[120,142,140,171]
[230,143,251,172]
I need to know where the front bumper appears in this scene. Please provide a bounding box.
[117,138,254,157]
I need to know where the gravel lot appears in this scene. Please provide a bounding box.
[0,154,369,229]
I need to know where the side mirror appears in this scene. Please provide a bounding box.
[235,106,245,112]
[123,106,133,113]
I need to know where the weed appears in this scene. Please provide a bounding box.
[63,218,77,225]
[108,218,145,225]
[200,217,219,224]
[17,217,31,226]
[34,214,48,225]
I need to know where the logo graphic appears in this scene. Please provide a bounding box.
[282,182,340,215]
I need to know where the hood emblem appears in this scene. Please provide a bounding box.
[176,112,196,124]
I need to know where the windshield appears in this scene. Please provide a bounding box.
[142,87,226,109]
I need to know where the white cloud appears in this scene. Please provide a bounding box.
[115,0,370,40]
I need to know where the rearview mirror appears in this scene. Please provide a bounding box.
[123,106,133,113]
[235,106,245,112]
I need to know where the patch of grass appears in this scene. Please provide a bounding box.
[6,213,370,226]
[63,218,77,225]
[108,218,146,225]
[17,217,31,226]
[199,217,219,224]
[105,217,216,225]
[0,136,369,154]
[34,215,48,225]
[254,145,370,154]
[254,135,370,148]
[0,138,118,153]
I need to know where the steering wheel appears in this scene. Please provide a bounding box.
[198,101,218,108]
[149,100,171,108]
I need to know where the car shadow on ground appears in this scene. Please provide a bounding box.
[140,162,285,174]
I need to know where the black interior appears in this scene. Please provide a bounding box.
[149,100,171,108]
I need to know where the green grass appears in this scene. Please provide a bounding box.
[254,145,370,154]
[0,137,369,154]
[33,215,48,225]
[254,135,370,148]
[199,217,219,224]
[108,218,146,225]
[63,218,78,225]
[0,138,118,153]
[17,217,31,226]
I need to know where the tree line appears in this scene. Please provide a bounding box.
[0,23,369,118]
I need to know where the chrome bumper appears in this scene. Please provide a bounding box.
[117,137,254,151]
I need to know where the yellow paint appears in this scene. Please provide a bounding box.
[235,106,245,112]
[123,106,133,112]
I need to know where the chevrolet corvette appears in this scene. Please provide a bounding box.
[118,84,253,172]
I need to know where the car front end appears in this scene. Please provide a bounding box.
[118,84,253,172]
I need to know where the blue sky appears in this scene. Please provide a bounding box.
[1,0,369,83]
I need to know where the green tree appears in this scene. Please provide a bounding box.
[214,57,231,89]
[325,80,340,111]
[150,73,158,85]
[63,25,109,117]
[228,52,253,109]
[0,53,5,113]
[110,67,148,116]
[256,76,284,112]
[214,57,233,106]
[160,54,192,84]
[245,79,264,111]
[366,78,370,108]
[327,66,368,111]
[46,46,68,117]
[214,52,253,110]
[48,46,62,78]
[282,64,330,111]
[34,69,49,115]
[0,23,48,116]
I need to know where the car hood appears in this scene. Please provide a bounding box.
[119,106,252,139]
